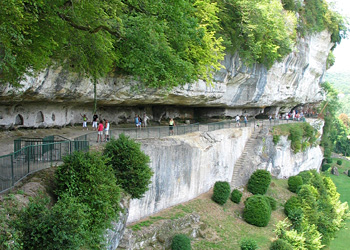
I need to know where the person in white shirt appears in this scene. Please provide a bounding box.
[104,119,110,141]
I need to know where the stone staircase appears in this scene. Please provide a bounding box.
[231,126,262,188]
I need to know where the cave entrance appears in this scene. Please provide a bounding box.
[15,114,24,125]
[36,111,44,123]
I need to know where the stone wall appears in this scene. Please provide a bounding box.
[127,127,253,223]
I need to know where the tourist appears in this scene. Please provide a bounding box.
[269,115,272,123]
[104,119,110,141]
[135,114,141,129]
[244,115,248,127]
[80,113,88,130]
[97,120,104,143]
[92,113,98,131]
[235,115,240,127]
[143,112,150,127]
[169,118,175,135]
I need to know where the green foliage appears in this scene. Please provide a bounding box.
[273,134,280,145]
[264,196,277,211]
[243,195,271,227]
[247,170,271,195]
[348,171,350,177]
[270,239,293,250]
[217,0,296,69]
[212,181,231,205]
[288,176,303,193]
[230,189,243,204]
[14,195,89,250]
[337,159,343,165]
[240,238,258,250]
[171,234,191,250]
[284,196,301,217]
[297,171,314,184]
[103,134,153,199]
[326,158,333,163]
[322,164,331,172]
[55,151,121,247]
[326,51,335,70]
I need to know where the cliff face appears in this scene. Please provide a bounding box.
[0,31,331,128]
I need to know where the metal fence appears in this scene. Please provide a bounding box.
[0,139,89,193]
[74,123,201,143]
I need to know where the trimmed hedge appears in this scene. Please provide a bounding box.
[212,181,231,205]
[240,238,258,250]
[288,176,303,193]
[247,170,271,195]
[171,234,191,250]
[326,158,333,163]
[264,196,277,211]
[284,196,301,217]
[243,195,271,227]
[322,164,331,172]
[230,189,243,204]
[337,159,343,165]
[348,171,350,177]
[270,239,293,250]
[297,170,313,184]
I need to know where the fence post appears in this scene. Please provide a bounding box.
[27,147,30,174]
[11,154,14,186]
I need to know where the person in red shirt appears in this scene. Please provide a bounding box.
[97,120,104,143]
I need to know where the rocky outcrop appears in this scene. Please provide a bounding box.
[0,31,331,128]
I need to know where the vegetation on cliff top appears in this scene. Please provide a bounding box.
[0,0,346,89]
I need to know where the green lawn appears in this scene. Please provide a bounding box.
[325,158,350,250]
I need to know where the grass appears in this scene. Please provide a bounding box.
[323,157,350,250]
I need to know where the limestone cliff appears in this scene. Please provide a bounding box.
[0,31,331,128]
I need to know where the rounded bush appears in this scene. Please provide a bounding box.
[247,170,271,195]
[103,134,153,199]
[230,189,243,204]
[348,171,350,177]
[212,181,231,205]
[264,196,277,211]
[171,234,191,250]
[297,171,313,184]
[270,239,293,250]
[322,164,331,172]
[326,158,333,163]
[288,176,303,193]
[240,238,258,250]
[337,159,343,165]
[243,195,271,227]
[284,196,301,217]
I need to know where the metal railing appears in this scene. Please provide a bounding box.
[74,123,201,143]
[1,139,89,193]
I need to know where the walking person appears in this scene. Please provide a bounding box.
[244,115,248,127]
[169,118,176,135]
[135,114,141,129]
[235,115,240,127]
[104,119,110,141]
[92,113,98,131]
[143,112,150,127]
[80,113,88,130]
[97,120,104,143]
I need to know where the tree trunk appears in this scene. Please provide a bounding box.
[93,79,97,113]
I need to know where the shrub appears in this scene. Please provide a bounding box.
[55,151,121,246]
[212,181,231,205]
[243,195,271,227]
[288,126,303,153]
[348,171,350,177]
[240,238,258,250]
[247,170,271,195]
[288,176,303,193]
[337,159,343,165]
[273,134,280,145]
[297,171,313,184]
[322,164,331,172]
[326,158,333,163]
[171,234,191,250]
[103,134,153,199]
[15,195,89,250]
[284,196,301,217]
[270,239,293,250]
[230,189,243,204]
[265,196,277,211]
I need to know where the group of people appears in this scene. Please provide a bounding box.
[80,113,110,143]
[134,113,150,129]
[234,115,248,127]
